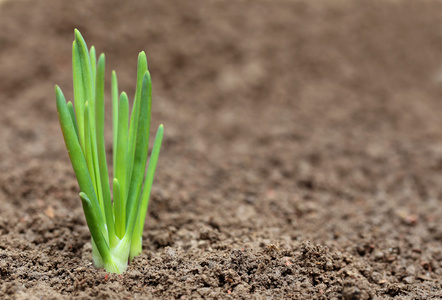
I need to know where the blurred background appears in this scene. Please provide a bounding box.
[1,0,442,297]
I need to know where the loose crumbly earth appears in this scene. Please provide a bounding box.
[0,0,442,299]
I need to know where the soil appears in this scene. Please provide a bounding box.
[0,0,442,299]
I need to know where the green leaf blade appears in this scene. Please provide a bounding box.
[115,92,129,234]
[80,192,111,263]
[113,178,124,239]
[125,71,152,238]
[67,101,79,141]
[130,124,163,260]
[95,53,116,247]
[126,52,148,191]
[137,124,164,234]
[55,86,106,235]
[74,29,94,104]
[72,41,86,151]
[111,71,119,172]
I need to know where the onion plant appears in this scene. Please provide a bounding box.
[55,29,163,274]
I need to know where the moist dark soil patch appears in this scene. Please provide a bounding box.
[1,0,442,298]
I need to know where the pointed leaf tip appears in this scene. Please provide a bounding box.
[143,70,151,81]
[74,29,86,44]
[55,85,65,100]
[138,51,148,69]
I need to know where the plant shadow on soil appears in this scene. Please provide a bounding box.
[0,0,442,299]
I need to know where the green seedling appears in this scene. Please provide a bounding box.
[55,29,163,273]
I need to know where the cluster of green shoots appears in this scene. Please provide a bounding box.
[55,29,163,274]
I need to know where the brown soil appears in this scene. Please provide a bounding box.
[1,0,442,298]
